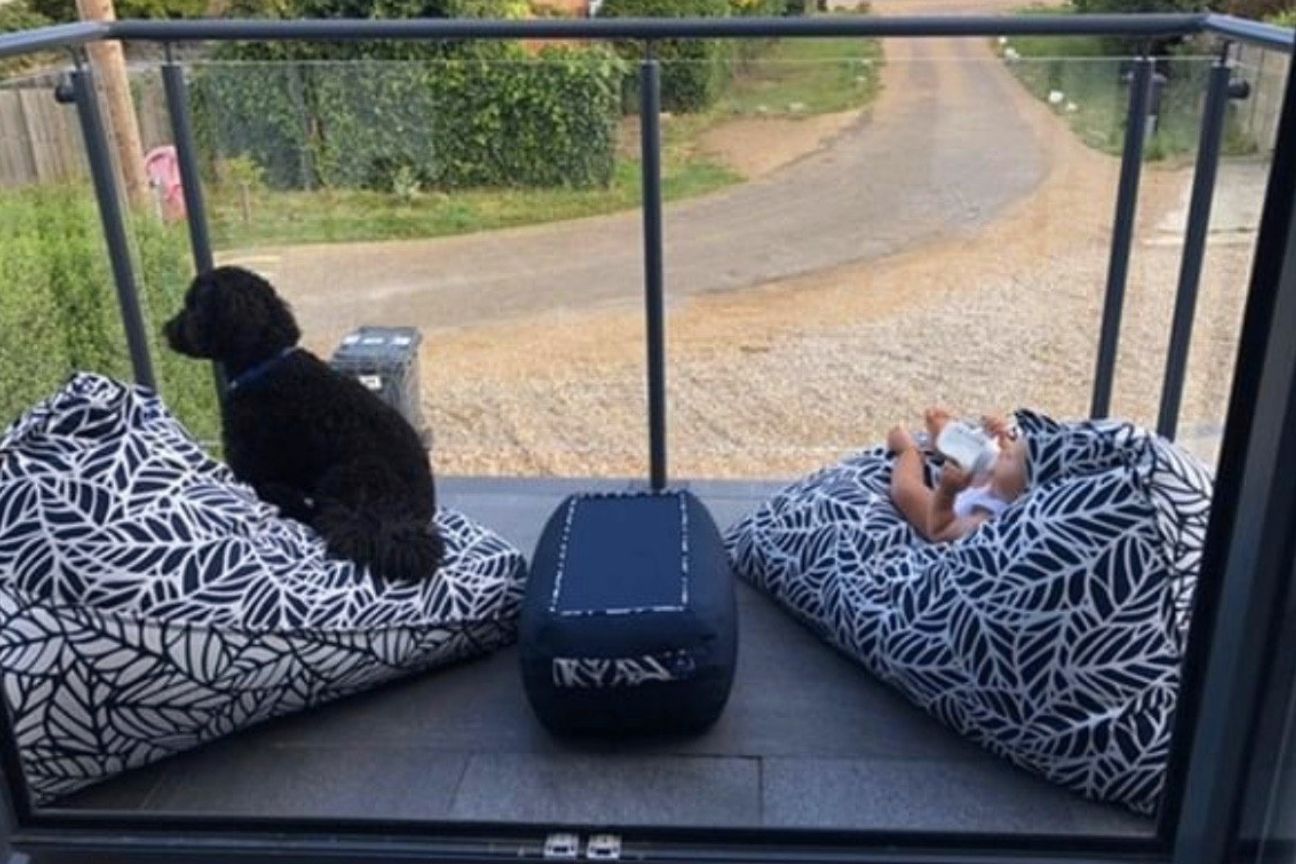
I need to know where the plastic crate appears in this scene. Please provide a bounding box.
[329,326,428,445]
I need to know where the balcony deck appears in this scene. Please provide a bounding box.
[60,477,1151,837]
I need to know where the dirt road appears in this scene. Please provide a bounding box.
[247,9,1049,348]
[225,0,1257,479]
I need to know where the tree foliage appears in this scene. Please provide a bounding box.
[26,0,209,21]
[191,46,624,192]
[600,0,735,112]
[1071,0,1205,10]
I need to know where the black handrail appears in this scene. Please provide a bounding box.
[0,13,1261,61]
[0,20,106,62]
[104,13,1208,41]
[1204,12,1295,52]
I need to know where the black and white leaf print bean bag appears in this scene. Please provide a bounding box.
[725,410,1212,815]
[0,374,527,804]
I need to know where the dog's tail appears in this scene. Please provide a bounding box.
[313,463,444,583]
[316,505,444,583]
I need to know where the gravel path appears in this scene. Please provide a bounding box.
[226,0,1263,480]
[420,155,1256,479]
[414,6,1263,479]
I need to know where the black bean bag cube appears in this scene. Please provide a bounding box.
[521,490,737,735]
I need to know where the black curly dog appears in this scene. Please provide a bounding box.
[164,266,443,583]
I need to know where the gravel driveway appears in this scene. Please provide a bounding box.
[219,0,1262,479]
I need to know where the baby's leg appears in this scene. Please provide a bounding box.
[890,447,936,541]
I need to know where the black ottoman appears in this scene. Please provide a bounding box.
[520,489,738,735]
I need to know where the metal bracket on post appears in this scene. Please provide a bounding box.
[1090,52,1154,419]
[162,44,227,403]
[1157,51,1244,440]
[66,55,158,391]
[640,42,667,491]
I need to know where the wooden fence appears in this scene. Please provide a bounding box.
[0,71,172,190]
[1235,43,1290,155]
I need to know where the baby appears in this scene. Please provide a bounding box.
[886,408,1029,543]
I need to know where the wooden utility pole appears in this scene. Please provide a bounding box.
[77,0,150,209]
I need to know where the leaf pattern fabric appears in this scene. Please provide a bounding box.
[0,374,527,804]
[725,410,1213,815]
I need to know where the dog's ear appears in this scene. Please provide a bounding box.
[190,267,301,362]
[254,277,302,351]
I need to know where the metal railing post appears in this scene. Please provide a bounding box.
[162,49,227,400]
[1168,39,1296,863]
[1157,56,1236,440]
[1091,54,1154,419]
[640,48,667,491]
[68,61,157,391]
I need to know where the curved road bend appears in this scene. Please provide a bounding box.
[248,9,1047,342]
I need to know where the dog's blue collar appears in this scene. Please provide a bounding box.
[227,347,299,393]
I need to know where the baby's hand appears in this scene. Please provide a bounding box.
[887,425,917,454]
[924,407,953,440]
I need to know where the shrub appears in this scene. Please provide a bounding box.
[1070,0,1208,54]
[729,0,787,13]
[195,0,622,192]
[1219,0,1293,18]
[729,0,788,62]
[26,0,209,21]
[0,187,220,444]
[0,1,53,75]
[217,0,526,61]
[191,45,624,191]
[1072,0,1206,11]
[190,64,317,190]
[600,0,735,113]
[0,0,49,32]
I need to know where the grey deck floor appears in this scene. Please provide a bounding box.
[59,478,1152,837]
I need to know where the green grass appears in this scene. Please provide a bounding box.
[209,37,883,251]
[210,134,738,250]
[1000,7,1257,161]
[718,37,883,116]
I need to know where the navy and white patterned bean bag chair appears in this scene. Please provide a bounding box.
[725,410,1211,815]
[0,374,527,804]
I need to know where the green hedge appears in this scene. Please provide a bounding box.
[191,46,624,191]
[600,0,735,113]
[0,187,220,444]
[730,0,794,14]
[25,0,208,22]
[219,0,527,60]
[0,1,48,32]
[1072,0,1204,10]
[0,1,53,76]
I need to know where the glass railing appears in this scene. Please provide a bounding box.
[3,44,1275,481]
[0,12,1291,857]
